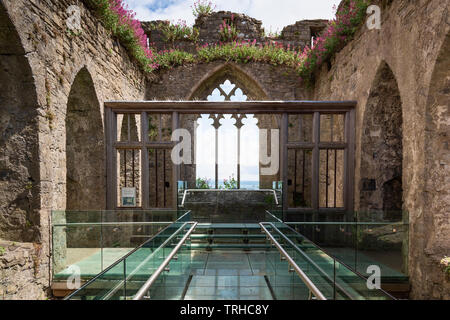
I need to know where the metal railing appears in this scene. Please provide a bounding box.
[264,210,401,300]
[260,222,327,301]
[261,222,354,300]
[64,212,193,300]
[133,222,198,300]
[102,221,196,300]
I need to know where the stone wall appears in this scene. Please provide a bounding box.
[0,0,149,299]
[182,190,279,223]
[313,0,450,299]
[147,61,308,100]
[142,12,327,53]
[0,0,448,301]
[0,240,47,300]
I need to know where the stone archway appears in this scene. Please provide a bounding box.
[186,63,276,189]
[423,32,450,260]
[188,63,269,101]
[66,68,105,210]
[0,4,40,242]
[359,61,403,221]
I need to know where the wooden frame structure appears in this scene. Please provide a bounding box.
[105,101,356,215]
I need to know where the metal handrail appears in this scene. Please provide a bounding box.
[262,222,354,300]
[53,222,175,227]
[286,222,408,226]
[263,213,397,300]
[64,212,192,300]
[102,222,193,300]
[260,223,327,301]
[180,189,279,207]
[133,222,198,300]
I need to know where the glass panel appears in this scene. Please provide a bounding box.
[218,114,237,188]
[320,114,332,142]
[240,115,260,190]
[332,114,345,142]
[116,114,124,142]
[320,114,345,142]
[148,149,172,208]
[334,261,392,300]
[263,218,400,300]
[118,114,141,142]
[287,149,313,208]
[117,149,141,207]
[288,114,313,143]
[52,211,102,281]
[356,221,409,280]
[161,114,173,142]
[52,210,185,284]
[148,114,159,142]
[147,114,173,142]
[67,220,193,300]
[68,260,126,300]
[319,149,344,208]
[195,115,215,188]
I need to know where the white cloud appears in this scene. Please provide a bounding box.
[127,0,341,32]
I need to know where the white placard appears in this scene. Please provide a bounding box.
[121,187,136,207]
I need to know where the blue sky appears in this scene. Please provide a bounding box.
[127,0,341,32]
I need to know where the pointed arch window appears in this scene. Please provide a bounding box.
[195,80,259,189]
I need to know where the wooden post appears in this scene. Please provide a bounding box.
[141,112,149,210]
[237,127,241,189]
[172,112,180,209]
[312,112,320,219]
[345,109,356,218]
[281,113,288,213]
[106,107,115,210]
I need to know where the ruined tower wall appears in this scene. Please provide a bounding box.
[313,0,450,299]
[142,11,327,53]
[0,0,148,299]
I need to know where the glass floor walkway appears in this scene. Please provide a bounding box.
[65,219,397,301]
[174,250,274,300]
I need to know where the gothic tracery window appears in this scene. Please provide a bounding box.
[196,80,259,189]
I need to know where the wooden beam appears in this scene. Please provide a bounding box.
[105,101,357,114]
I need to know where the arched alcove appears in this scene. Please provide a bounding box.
[66,68,105,210]
[359,61,403,221]
[424,32,450,252]
[0,4,40,242]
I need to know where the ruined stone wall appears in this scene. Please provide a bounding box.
[142,12,327,53]
[0,0,149,299]
[313,0,450,299]
[147,61,308,100]
[146,61,308,190]
[0,240,46,299]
